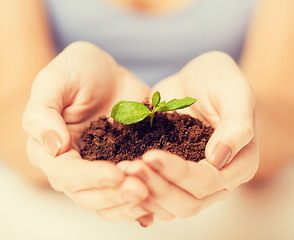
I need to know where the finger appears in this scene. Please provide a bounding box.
[208,74,256,169]
[206,91,255,170]
[205,112,255,170]
[64,176,149,211]
[27,137,125,192]
[136,214,154,228]
[123,160,204,218]
[142,150,223,199]
[96,203,151,222]
[22,41,116,157]
[220,138,259,189]
[140,198,175,221]
[143,144,257,199]
[22,66,72,156]
[180,52,256,170]
[118,161,175,221]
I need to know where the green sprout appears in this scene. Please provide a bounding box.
[111,91,196,127]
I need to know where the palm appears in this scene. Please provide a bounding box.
[151,64,258,188]
[63,70,150,151]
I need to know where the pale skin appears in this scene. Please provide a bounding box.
[240,0,294,180]
[118,52,258,223]
[1,0,294,227]
[22,43,258,226]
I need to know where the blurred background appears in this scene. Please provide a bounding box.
[1,0,294,239]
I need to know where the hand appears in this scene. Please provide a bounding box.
[22,41,152,222]
[119,51,259,224]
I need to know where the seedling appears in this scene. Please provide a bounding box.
[111,91,196,127]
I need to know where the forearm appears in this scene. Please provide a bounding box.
[240,0,294,181]
[240,0,294,100]
[0,95,48,186]
[0,62,55,187]
[0,0,56,186]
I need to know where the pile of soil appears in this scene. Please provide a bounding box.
[80,111,214,164]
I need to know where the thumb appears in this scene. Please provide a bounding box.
[205,114,255,170]
[23,108,71,157]
[22,71,71,157]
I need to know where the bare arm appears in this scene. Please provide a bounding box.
[240,0,294,181]
[0,0,55,186]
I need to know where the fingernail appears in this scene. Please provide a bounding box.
[145,160,163,172]
[137,221,148,228]
[132,206,149,216]
[210,143,231,170]
[121,191,139,202]
[43,130,62,157]
[136,218,150,228]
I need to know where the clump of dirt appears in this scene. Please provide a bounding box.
[80,111,214,164]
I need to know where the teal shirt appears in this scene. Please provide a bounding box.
[45,0,256,86]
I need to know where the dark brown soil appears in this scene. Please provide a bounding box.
[80,111,214,164]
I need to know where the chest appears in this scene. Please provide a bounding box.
[45,0,256,84]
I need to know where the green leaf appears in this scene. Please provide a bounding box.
[157,97,197,112]
[152,91,161,107]
[111,101,151,124]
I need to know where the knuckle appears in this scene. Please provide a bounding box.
[237,142,259,185]
[245,126,255,142]
[26,137,42,168]
[46,164,71,191]
[21,112,28,131]
[21,110,33,133]
[64,191,86,209]
[28,155,41,170]
[33,68,53,85]
[203,51,233,62]
[46,169,60,186]
[240,121,255,143]
[124,205,143,219]
[72,190,105,211]
[242,162,259,184]
[22,110,42,135]
[192,164,222,199]
[184,51,234,72]
[64,41,107,60]
[66,41,95,51]
[48,178,63,192]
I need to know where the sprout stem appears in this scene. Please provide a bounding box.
[150,113,154,128]
[150,106,159,128]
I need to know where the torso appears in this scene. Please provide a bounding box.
[107,0,197,14]
[45,0,257,86]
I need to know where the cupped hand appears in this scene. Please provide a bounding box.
[120,51,259,223]
[22,41,152,222]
